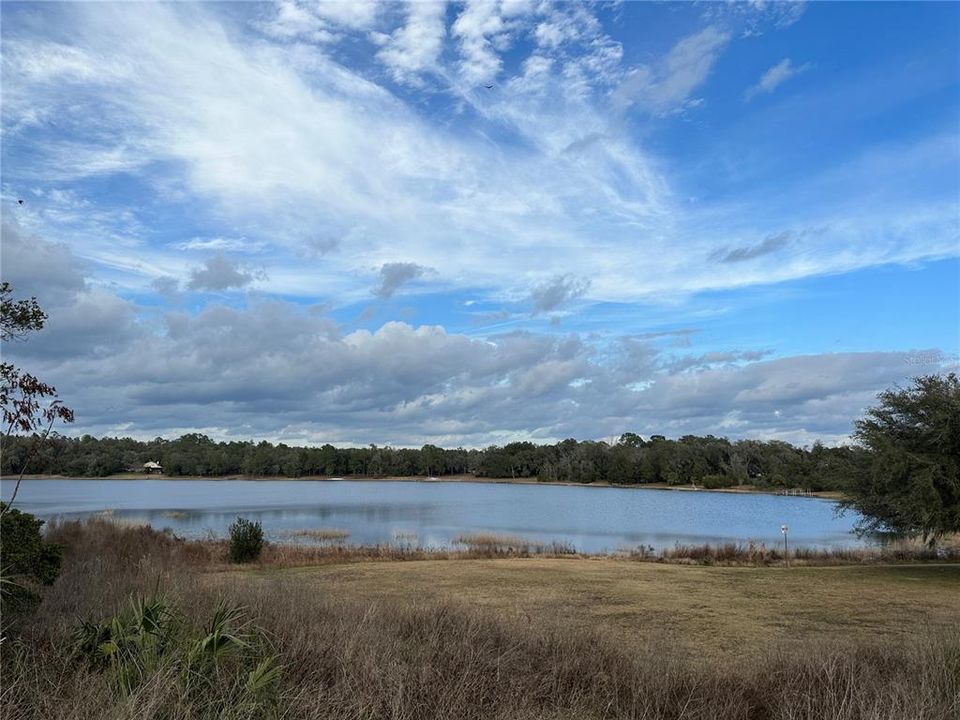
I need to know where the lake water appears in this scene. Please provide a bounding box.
[0,479,866,553]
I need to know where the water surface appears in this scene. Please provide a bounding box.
[1,479,865,553]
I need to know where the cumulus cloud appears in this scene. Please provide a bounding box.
[4,228,954,446]
[374,262,429,298]
[530,274,590,314]
[256,0,379,43]
[11,290,953,446]
[0,220,87,305]
[1,222,141,360]
[377,1,446,83]
[452,0,511,83]
[711,231,792,263]
[187,254,262,292]
[744,58,810,101]
[256,0,333,43]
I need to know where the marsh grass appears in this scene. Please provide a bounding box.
[2,519,958,719]
[38,517,960,571]
[652,537,960,566]
[282,528,351,542]
[453,532,576,556]
[454,532,537,548]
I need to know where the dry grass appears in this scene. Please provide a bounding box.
[452,532,575,555]
[647,536,960,565]
[282,528,351,542]
[454,532,537,547]
[249,557,960,661]
[8,581,958,720]
[3,519,959,719]
[257,541,580,567]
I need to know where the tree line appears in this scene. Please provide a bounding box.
[2,431,863,491]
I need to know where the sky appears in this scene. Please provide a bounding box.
[1,0,958,449]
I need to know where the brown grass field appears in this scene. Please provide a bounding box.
[223,558,960,662]
[3,519,959,719]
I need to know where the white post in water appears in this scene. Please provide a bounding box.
[781,524,789,567]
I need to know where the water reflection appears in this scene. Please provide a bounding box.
[1,479,867,554]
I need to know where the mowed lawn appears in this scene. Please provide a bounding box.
[222,559,960,660]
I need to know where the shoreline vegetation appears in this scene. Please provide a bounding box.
[39,518,960,566]
[13,473,847,499]
[3,518,958,719]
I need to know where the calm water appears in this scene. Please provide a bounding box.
[1,479,866,553]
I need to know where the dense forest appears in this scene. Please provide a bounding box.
[2,432,862,491]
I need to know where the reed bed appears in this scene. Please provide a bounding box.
[454,532,537,547]
[2,520,957,720]
[282,528,351,542]
[453,532,577,556]
[645,538,960,566]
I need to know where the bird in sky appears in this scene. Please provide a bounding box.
[17,199,24,205]
[484,84,493,89]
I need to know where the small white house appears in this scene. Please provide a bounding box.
[143,461,163,474]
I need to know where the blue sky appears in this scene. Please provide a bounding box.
[1,1,957,447]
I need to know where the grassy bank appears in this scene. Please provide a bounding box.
[2,520,958,719]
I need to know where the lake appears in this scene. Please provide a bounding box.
[2,479,866,552]
[1,478,867,553]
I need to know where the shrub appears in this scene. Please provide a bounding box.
[72,593,282,713]
[228,517,264,563]
[0,503,63,585]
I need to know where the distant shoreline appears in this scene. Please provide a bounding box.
[9,473,845,500]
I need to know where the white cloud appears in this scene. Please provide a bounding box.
[1,3,955,312]
[256,0,379,42]
[255,0,333,42]
[312,0,380,30]
[5,221,955,446]
[2,2,955,449]
[174,237,265,253]
[614,26,730,116]
[704,0,807,38]
[452,0,509,83]
[744,57,810,101]
[377,1,446,83]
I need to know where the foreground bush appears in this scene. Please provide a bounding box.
[0,503,64,586]
[228,517,264,563]
[0,504,64,617]
[69,593,281,715]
